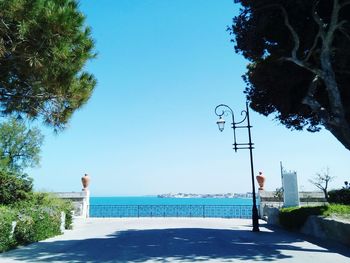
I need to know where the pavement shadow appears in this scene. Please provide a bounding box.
[0,227,347,262]
[265,224,350,258]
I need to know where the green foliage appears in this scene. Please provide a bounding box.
[0,206,16,252]
[230,0,350,150]
[0,0,96,129]
[279,206,328,230]
[0,170,33,205]
[0,118,44,173]
[279,204,350,230]
[0,192,74,250]
[24,192,74,229]
[324,204,350,216]
[274,187,284,201]
[14,205,61,244]
[328,189,350,205]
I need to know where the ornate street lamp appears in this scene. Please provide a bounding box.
[214,102,260,232]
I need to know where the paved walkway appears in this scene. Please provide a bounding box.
[0,218,349,262]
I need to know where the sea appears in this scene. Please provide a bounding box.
[90,196,253,205]
[89,196,255,218]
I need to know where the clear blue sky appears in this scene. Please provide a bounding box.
[30,0,349,196]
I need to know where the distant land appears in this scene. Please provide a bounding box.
[157,193,253,198]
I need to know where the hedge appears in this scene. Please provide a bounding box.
[23,193,73,230]
[279,204,350,230]
[279,206,328,230]
[0,206,16,252]
[14,206,62,244]
[0,193,73,252]
[328,189,350,205]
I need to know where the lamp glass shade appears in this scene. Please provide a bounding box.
[216,117,225,132]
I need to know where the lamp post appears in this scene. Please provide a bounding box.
[214,102,260,232]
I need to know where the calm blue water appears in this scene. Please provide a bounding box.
[90,196,253,206]
[89,197,255,218]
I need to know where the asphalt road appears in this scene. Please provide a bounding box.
[0,218,349,262]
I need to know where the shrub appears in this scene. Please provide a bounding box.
[11,193,74,245]
[26,193,73,229]
[328,189,350,205]
[279,204,350,230]
[279,206,328,230]
[0,170,33,205]
[14,205,61,244]
[0,206,16,252]
[0,192,74,250]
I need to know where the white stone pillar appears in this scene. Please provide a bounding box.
[60,212,66,232]
[82,190,90,218]
[282,171,300,207]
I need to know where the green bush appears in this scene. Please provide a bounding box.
[14,205,62,244]
[0,192,74,250]
[13,192,73,244]
[279,204,350,230]
[0,206,16,252]
[25,193,73,230]
[63,202,73,229]
[328,189,350,205]
[279,206,328,230]
[0,170,33,205]
[0,192,74,247]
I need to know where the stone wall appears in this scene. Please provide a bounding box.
[54,191,90,218]
[301,216,350,247]
[258,190,327,219]
[259,192,350,247]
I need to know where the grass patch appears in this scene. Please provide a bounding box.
[279,204,350,230]
[325,204,350,220]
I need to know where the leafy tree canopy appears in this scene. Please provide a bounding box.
[0,0,96,129]
[0,118,44,173]
[231,0,350,150]
[0,169,33,205]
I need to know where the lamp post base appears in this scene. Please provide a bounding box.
[252,205,260,232]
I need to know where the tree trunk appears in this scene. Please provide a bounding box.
[319,46,350,151]
[325,124,350,151]
[323,188,328,202]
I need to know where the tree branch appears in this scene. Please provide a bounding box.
[302,75,323,111]
[282,57,323,76]
[317,0,345,122]
[335,19,347,29]
[272,2,325,76]
[253,3,326,75]
[254,4,301,59]
[301,75,335,127]
[339,27,350,42]
[276,5,300,59]
[312,1,326,41]
[340,0,350,8]
[326,0,341,44]
[303,31,321,62]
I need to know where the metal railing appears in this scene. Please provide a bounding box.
[89,205,255,218]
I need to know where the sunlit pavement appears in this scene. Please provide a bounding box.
[0,218,349,262]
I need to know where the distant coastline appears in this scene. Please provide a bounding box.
[157,193,253,198]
